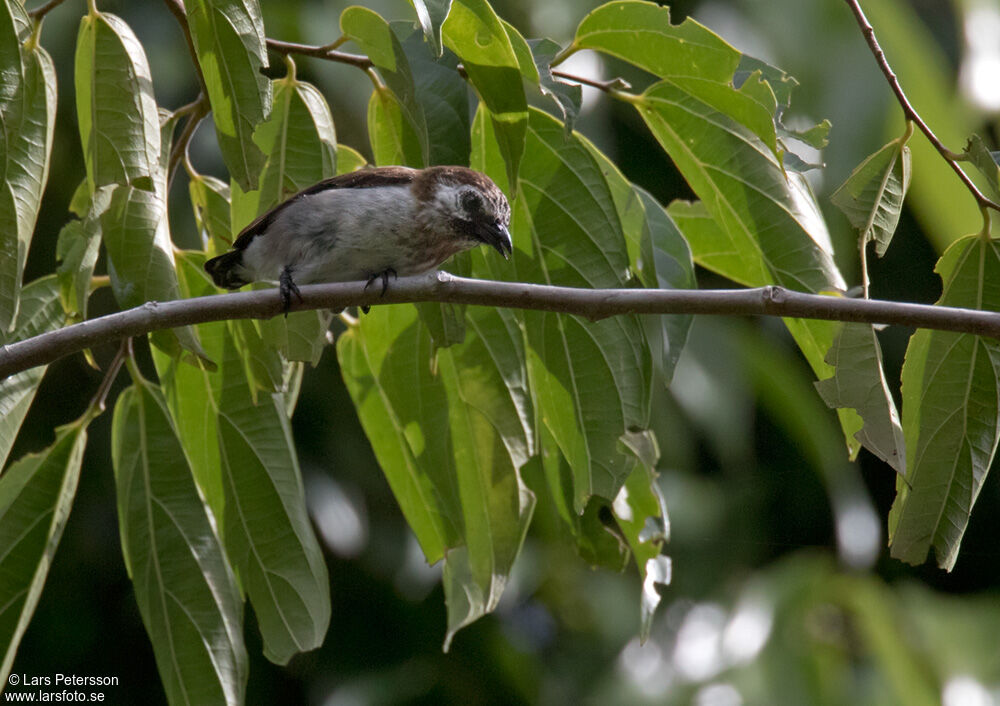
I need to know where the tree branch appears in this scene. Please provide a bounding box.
[3,272,1000,380]
[28,0,70,20]
[844,0,1000,214]
[265,38,373,70]
[162,0,210,97]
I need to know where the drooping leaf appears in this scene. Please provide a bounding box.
[343,7,427,166]
[832,137,912,257]
[398,25,470,166]
[74,8,159,191]
[528,38,582,135]
[815,323,905,474]
[0,276,63,473]
[338,300,535,647]
[612,464,670,642]
[336,144,368,174]
[55,185,113,321]
[409,0,453,57]
[184,0,270,191]
[0,12,55,331]
[962,134,1000,200]
[473,106,653,512]
[889,235,1000,570]
[0,416,88,686]
[100,184,206,361]
[189,172,232,254]
[639,70,861,455]
[442,0,526,187]
[583,140,694,382]
[216,331,330,664]
[111,377,246,706]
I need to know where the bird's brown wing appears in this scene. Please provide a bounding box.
[230,166,419,250]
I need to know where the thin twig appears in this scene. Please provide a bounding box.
[844,0,1000,214]
[86,337,130,416]
[552,69,631,94]
[3,272,1000,380]
[28,0,69,20]
[162,0,210,96]
[167,95,209,188]
[266,38,373,70]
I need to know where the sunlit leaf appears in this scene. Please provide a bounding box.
[409,0,453,57]
[0,11,55,331]
[962,133,1000,200]
[343,7,427,166]
[442,0,526,187]
[112,377,246,705]
[185,0,270,191]
[815,323,905,474]
[368,86,426,167]
[890,235,1000,570]
[189,172,232,255]
[0,416,88,686]
[832,137,911,257]
[75,8,159,190]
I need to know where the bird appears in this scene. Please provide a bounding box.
[204,165,512,312]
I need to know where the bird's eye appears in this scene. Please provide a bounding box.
[460,190,482,214]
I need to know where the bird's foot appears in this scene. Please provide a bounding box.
[361,268,397,314]
[279,267,303,316]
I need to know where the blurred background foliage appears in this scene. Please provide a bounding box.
[11,0,1000,703]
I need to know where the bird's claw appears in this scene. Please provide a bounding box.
[362,268,397,313]
[279,267,303,316]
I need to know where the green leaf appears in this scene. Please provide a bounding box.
[111,377,246,706]
[574,0,739,82]
[185,0,270,191]
[253,70,337,211]
[639,72,861,455]
[612,465,670,642]
[216,332,330,664]
[343,7,427,166]
[815,323,905,474]
[832,137,912,257]
[889,235,1000,570]
[962,134,1000,200]
[368,86,426,168]
[442,0,526,187]
[74,8,159,191]
[583,140,694,381]
[338,300,536,646]
[0,416,88,686]
[0,13,55,331]
[474,107,653,511]
[398,24,470,166]
[528,38,582,135]
[100,184,206,361]
[152,252,226,523]
[336,144,368,174]
[189,172,233,255]
[0,276,64,477]
[55,185,112,321]
[409,0,453,57]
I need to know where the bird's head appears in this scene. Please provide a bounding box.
[415,166,513,260]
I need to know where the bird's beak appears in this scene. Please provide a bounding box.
[478,221,512,260]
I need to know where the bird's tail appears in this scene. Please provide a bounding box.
[204,251,249,290]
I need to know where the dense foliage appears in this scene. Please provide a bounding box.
[1,0,999,703]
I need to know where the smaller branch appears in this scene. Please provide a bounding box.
[167,95,209,187]
[265,38,373,71]
[844,0,1000,214]
[552,69,631,94]
[4,272,1000,380]
[163,0,210,97]
[86,338,129,416]
[28,0,69,20]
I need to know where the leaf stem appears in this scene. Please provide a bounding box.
[843,0,1000,214]
[86,337,130,417]
[551,69,632,94]
[265,38,373,71]
[162,0,210,97]
[167,95,209,189]
[6,273,1000,380]
[28,0,71,20]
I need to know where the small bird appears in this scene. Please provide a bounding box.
[204,165,512,311]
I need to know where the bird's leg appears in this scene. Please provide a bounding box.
[279,266,303,316]
[361,267,397,314]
